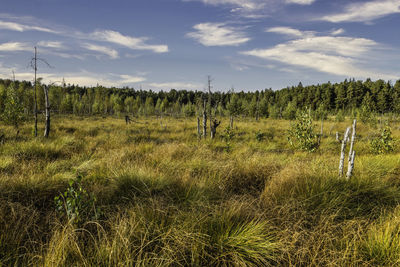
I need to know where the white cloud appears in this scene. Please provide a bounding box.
[0,42,31,52]
[266,27,315,38]
[187,23,250,46]
[91,30,168,53]
[82,43,119,59]
[0,19,56,33]
[37,41,65,49]
[241,33,395,79]
[331,28,345,36]
[285,0,316,5]
[119,74,146,84]
[184,0,315,17]
[147,82,200,90]
[321,0,400,23]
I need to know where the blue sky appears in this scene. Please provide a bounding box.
[0,0,399,91]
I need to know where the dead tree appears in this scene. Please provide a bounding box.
[210,119,221,139]
[197,117,201,138]
[339,127,351,176]
[29,46,51,137]
[346,119,357,179]
[347,151,356,179]
[202,99,207,139]
[43,85,50,137]
[32,47,38,137]
[125,115,131,125]
[207,75,213,138]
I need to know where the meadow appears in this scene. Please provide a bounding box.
[1,115,400,266]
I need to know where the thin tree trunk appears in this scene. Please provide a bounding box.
[43,85,50,137]
[33,47,38,137]
[348,119,356,165]
[197,117,201,138]
[230,115,233,129]
[346,151,356,179]
[202,100,207,139]
[208,76,213,138]
[339,127,351,177]
[346,119,357,179]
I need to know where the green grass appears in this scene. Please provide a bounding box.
[1,115,400,266]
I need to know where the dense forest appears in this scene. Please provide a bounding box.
[1,78,399,120]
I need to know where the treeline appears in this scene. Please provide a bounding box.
[0,78,399,119]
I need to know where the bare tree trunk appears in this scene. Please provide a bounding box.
[210,120,220,139]
[346,151,356,179]
[197,117,201,138]
[202,100,207,139]
[348,119,356,164]
[346,119,357,179]
[339,127,351,176]
[207,75,213,138]
[33,47,38,137]
[43,85,50,138]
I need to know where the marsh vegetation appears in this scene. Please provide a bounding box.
[1,115,400,266]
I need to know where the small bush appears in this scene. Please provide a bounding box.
[221,126,235,152]
[54,174,100,226]
[287,110,319,152]
[370,125,395,154]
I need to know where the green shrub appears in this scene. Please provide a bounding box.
[54,174,100,226]
[287,111,319,152]
[221,126,235,152]
[370,125,395,154]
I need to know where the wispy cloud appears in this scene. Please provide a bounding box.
[321,0,400,23]
[266,27,315,38]
[187,22,250,46]
[0,60,147,86]
[91,30,168,53]
[37,41,65,49]
[82,43,119,59]
[0,19,56,33]
[0,16,169,55]
[184,0,316,17]
[241,31,395,79]
[118,74,146,84]
[0,42,31,52]
[285,0,316,5]
[147,81,200,90]
[330,28,345,36]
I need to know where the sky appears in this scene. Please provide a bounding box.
[0,0,399,91]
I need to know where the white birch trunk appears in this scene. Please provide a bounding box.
[346,151,356,179]
[339,127,351,176]
[348,119,356,165]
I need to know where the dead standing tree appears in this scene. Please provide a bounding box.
[210,119,221,139]
[338,119,357,179]
[202,98,207,139]
[29,46,52,137]
[207,75,213,139]
[43,84,50,137]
